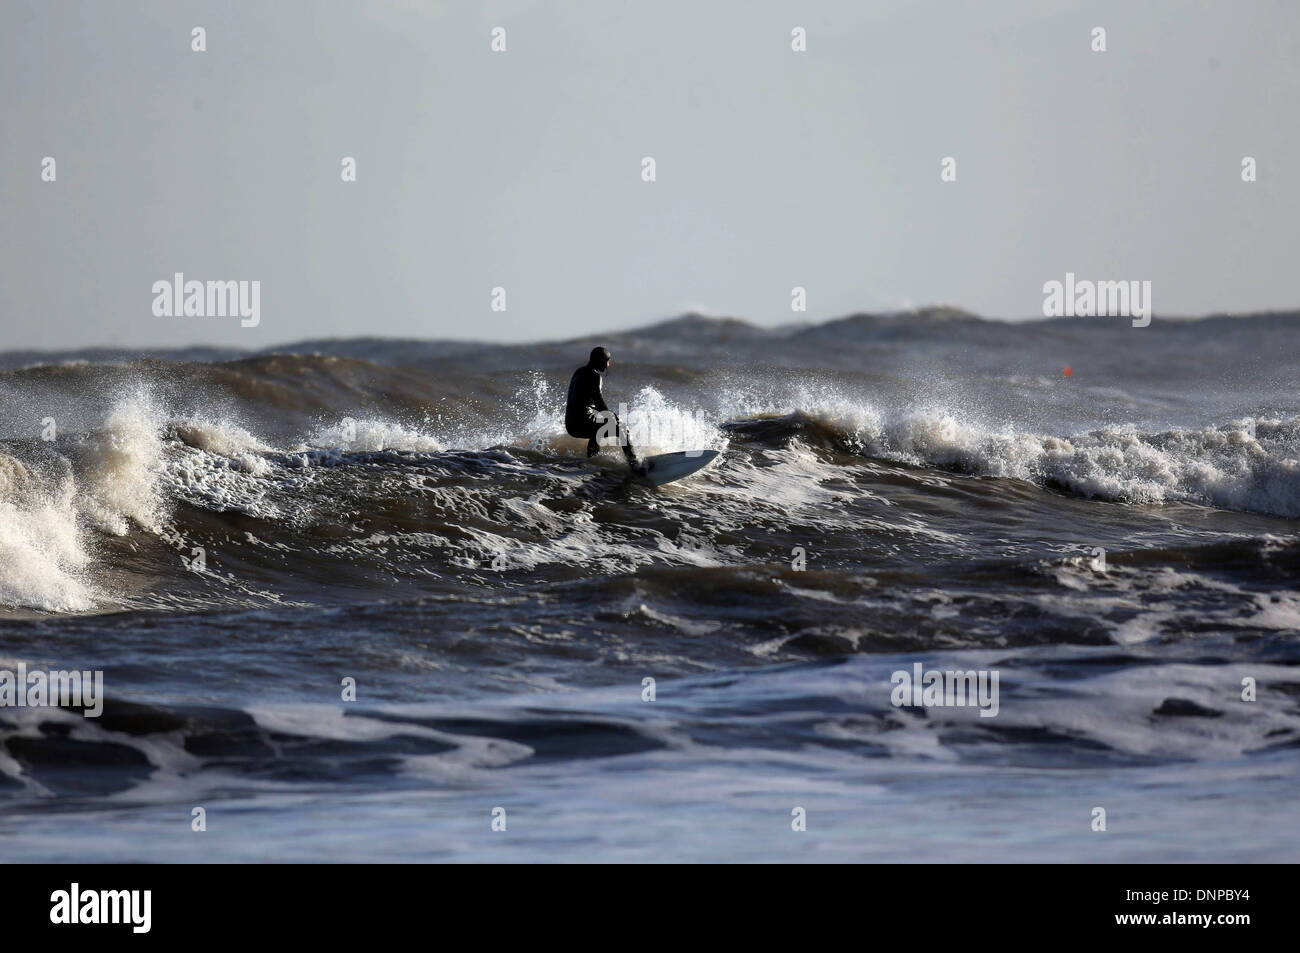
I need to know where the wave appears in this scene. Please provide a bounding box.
[2,368,1299,614]
[4,654,1299,806]
[0,452,94,612]
[750,410,1300,517]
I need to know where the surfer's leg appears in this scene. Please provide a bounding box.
[583,412,636,466]
[574,417,600,457]
[613,415,638,466]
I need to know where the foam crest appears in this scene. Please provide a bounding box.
[72,396,168,535]
[0,453,97,612]
[304,417,444,453]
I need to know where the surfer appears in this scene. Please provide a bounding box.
[565,346,638,468]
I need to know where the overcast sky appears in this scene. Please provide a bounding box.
[3,0,1298,350]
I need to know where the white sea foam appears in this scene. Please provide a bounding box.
[0,453,96,612]
[0,394,174,611]
[752,391,1300,518]
[72,397,167,535]
[304,416,444,453]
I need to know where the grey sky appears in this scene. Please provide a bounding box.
[3,0,1298,350]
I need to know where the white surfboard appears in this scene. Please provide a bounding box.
[635,450,720,487]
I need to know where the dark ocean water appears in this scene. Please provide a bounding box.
[2,309,1299,861]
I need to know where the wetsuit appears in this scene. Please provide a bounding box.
[566,363,636,463]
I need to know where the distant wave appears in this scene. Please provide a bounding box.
[3,307,1298,372]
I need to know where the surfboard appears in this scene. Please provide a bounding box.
[634,450,720,487]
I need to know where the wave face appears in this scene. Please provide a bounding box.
[2,311,1299,861]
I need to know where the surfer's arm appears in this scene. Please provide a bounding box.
[590,374,610,415]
